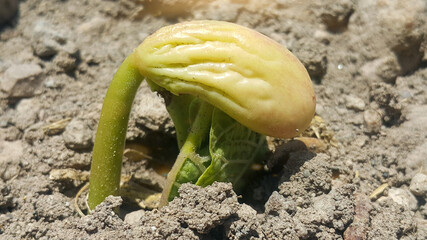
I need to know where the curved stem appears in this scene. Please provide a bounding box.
[159,101,213,207]
[88,55,143,210]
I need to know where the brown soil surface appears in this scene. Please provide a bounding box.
[0,0,426,239]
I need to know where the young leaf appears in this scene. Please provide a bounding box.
[196,108,267,189]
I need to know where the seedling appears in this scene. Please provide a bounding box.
[87,20,316,210]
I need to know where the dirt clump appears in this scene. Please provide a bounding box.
[0,0,426,239]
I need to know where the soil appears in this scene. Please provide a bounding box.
[0,0,426,239]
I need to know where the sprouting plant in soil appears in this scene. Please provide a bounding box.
[87,20,316,210]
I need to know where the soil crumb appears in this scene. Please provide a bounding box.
[0,0,426,239]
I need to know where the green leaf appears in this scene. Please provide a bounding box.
[196,108,267,189]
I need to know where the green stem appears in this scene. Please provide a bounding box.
[165,94,194,149]
[159,101,213,207]
[88,55,144,210]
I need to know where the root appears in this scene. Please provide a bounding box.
[74,182,90,217]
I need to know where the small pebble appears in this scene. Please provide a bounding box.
[53,52,77,73]
[77,16,109,35]
[124,210,145,225]
[363,109,382,134]
[388,188,418,211]
[0,140,23,181]
[62,119,93,150]
[345,95,366,111]
[0,63,43,98]
[32,19,78,58]
[410,173,427,198]
[15,99,41,130]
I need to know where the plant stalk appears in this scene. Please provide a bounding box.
[88,55,143,210]
[159,101,213,207]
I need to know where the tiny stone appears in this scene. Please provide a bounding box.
[354,136,367,147]
[345,95,366,111]
[346,114,363,126]
[32,38,58,58]
[409,173,427,198]
[0,119,8,128]
[44,78,56,88]
[314,0,354,32]
[62,118,93,150]
[313,30,331,44]
[133,87,173,133]
[32,20,78,58]
[124,210,145,225]
[0,63,43,98]
[53,52,77,73]
[363,109,382,134]
[77,16,109,35]
[0,140,23,181]
[388,188,418,211]
[15,98,41,130]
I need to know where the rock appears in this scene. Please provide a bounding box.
[77,16,109,35]
[133,88,173,133]
[363,109,382,134]
[124,210,145,225]
[53,52,77,73]
[0,140,23,181]
[32,38,58,58]
[313,0,354,32]
[388,188,418,211]
[49,168,89,187]
[23,122,45,145]
[313,29,332,45]
[410,173,427,198]
[0,63,43,98]
[0,0,19,25]
[32,20,78,58]
[62,119,93,150]
[345,95,366,111]
[14,98,41,130]
[43,76,64,89]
